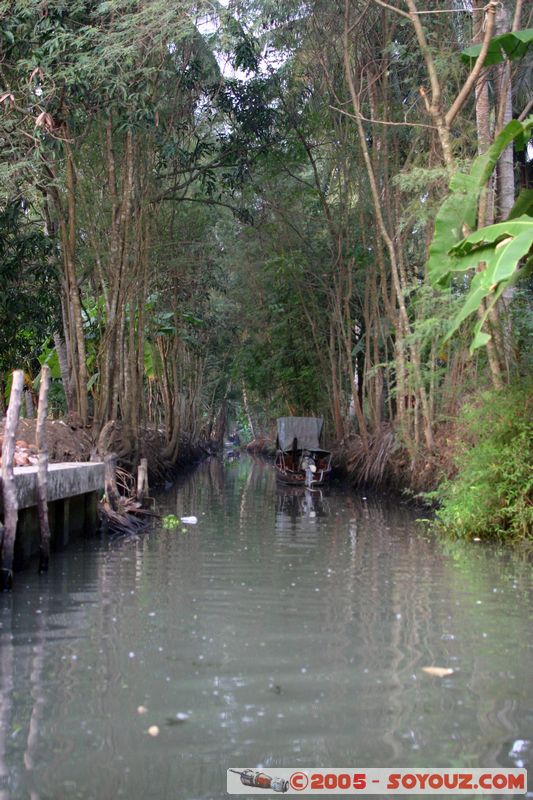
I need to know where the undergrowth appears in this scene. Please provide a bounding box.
[434,382,533,540]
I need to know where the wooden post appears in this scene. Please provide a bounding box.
[36,366,51,573]
[104,453,120,512]
[1,370,24,591]
[136,457,149,506]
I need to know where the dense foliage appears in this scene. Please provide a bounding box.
[0,202,58,388]
[435,384,533,540]
[1,0,532,536]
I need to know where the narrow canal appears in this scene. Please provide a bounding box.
[0,457,531,799]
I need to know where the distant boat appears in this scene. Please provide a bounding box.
[275,417,332,487]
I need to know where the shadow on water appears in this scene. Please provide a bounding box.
[0,455,531,799]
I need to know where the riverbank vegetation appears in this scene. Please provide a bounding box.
[1,0,532,537]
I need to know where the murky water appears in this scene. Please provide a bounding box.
[0,457,532,799]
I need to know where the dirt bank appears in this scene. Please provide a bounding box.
[0,417,210,484]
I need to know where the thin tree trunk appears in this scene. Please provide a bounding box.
[241,381,257,440]
[494,2,517,374]
[473,0,505,389]
[1,370,24,591]
[54,331,75,414]
[343,13,433,450]
[104,453,120,512]
[36,366,51,574]
[24,389,34,419]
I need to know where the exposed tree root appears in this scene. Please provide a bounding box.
[335,423,459,496]
[338,425,398,487]
[99,498,159,536]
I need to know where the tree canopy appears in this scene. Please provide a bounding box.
[1,0,532,500]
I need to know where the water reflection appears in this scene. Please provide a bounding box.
[0,456,531,799]
[276,485,331,530]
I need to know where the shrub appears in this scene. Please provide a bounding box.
[435,382,533,540]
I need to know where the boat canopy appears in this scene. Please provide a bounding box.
[277,417,324,451]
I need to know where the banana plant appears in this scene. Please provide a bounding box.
[428,117,533,352]
[461,28,533,69]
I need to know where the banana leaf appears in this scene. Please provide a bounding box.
[461,28,533,68]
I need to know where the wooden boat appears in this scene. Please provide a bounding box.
[275,417,332,487]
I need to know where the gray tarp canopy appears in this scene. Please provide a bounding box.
[277,417,324,451]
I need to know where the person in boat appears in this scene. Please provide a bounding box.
[229,429,241,446]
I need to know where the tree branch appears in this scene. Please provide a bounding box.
[372,0,410,20]
[445,0,498,128]
[331,104,437,129]
[512,0,523,31]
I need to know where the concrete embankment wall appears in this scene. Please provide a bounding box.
[0,462,104,571]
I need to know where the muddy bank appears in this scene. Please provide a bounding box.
[0,416,210,484]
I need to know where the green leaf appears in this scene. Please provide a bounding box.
[469,120,525,186]
[468,281,508,353]
[443,229,533,347]
[489,228,533,283]
[461,28,533,68]
[39,344,62,379]
[428,120,525,287]
[443,271,488,342]
[451,215,533,256]
[162,514,180,529]
[182,311,206,327]
[471,330,491,350]
[144,341,162,380]
[447,244,496,274]
[514,116,533,151]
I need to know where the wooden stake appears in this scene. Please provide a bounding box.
[1,370,24,591]
[136,458,149,506]
[104,453,120,512]
[36,366,51,574]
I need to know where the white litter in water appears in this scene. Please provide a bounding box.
[181,516,198,525]
[509,739,530,768]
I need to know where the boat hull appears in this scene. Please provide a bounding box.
[275,451,332,488]
[275,468,330,487]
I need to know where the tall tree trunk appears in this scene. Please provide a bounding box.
[54,332,75,414]
[473,0,505,389]
[494,2,518,376]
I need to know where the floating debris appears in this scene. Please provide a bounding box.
[147,725,160,737]
[137,706,148,715]
[165,712,190,726]
[181,516,198,525]
[421,666,454,678]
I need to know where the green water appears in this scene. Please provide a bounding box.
[0,457,531,799]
